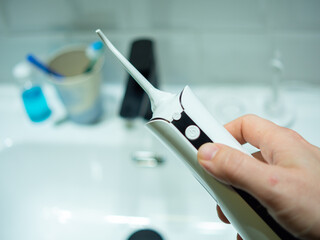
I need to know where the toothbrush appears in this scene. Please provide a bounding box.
[96,29,299,240]
[26,54,64,78]
[84,41,104,73]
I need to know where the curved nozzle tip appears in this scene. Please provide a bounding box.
[96,29,104,39]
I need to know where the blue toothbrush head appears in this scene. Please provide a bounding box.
[91,41,104,51]
[26,54,64,78]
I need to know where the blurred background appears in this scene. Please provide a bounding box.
[0,1,320,240]
[1,0,320,86]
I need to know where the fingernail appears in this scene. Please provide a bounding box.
[198,143,219,161]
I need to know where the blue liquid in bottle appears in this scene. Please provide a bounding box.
[22,86,51,122]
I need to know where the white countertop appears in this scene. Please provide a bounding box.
[1,83,319,148]
[0,82,319,240]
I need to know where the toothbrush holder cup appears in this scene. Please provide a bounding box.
[47,45,104,124]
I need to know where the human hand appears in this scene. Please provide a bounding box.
[197,115,320,240]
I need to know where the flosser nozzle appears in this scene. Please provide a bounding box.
[96,29,172,112]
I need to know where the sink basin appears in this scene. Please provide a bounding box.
[0,142,235,240]
[0,121,235,240]
[0,83,319,240]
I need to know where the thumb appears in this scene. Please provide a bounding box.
[198,143,273,200]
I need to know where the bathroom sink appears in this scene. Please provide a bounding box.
[0,83,235,240]
[0,83,319,240]
[0,135,234,240]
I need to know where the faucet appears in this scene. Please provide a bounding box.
[119,39,158,121]
[119,39,165,167]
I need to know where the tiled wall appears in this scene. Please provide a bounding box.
[1,0,320,85]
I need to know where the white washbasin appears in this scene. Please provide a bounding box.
[0,134,234,240]
[0,142,227,239]
[0,83,319,240]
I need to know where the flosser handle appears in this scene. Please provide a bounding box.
[147,86,298,240]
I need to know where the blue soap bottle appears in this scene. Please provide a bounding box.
[12,62,52,122]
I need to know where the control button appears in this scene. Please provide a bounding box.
[172,112,182,121]
[185,125,201,140]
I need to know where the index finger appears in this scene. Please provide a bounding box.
[224,114,281,149]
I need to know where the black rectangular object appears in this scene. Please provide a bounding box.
[119,39,158,120]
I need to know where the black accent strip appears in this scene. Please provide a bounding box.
[171,111,299,240]
[150,117,170,123]
[179,90,185,110]
[234,188,299,240]
[172,111,211,149]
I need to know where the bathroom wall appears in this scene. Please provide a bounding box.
[0,0,320,85]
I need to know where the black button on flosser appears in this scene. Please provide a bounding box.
[171,111,213,149]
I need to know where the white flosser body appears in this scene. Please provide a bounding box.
[97,29,298,240]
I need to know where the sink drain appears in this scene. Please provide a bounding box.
[132,151,165,168]
[127,229,164,240]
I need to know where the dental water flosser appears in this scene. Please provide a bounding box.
[96,29,298,240]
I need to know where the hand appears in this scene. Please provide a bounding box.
[197,114,320,240]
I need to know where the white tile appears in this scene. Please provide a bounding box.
[3,0,132,32]
[0,2,7,34]
[74,0,131,30]
[294,0,320,29]
[4,0,74,32]
[274,33,320,82]
[267,0,320,31]
[167,0,265,32]
[0,0,320,86]
[155,32,204,85]
[202,33,270,83]
[126,0,172,29]
[126,0,153,29]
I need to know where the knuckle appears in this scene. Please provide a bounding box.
[242,114,259,122]
[283,127,304,142]
[227,153,246,185]
[215,146,245,185]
